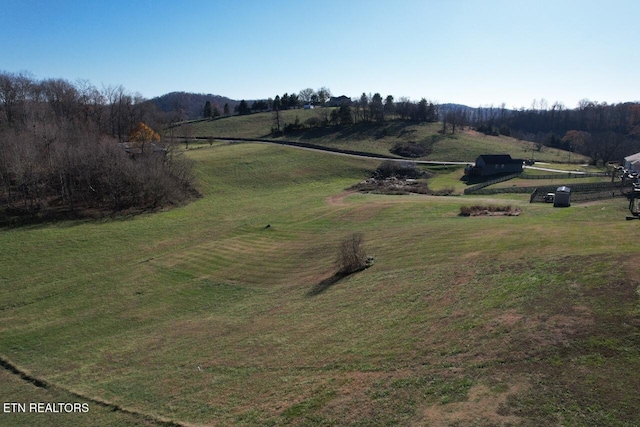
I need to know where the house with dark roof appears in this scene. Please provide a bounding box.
[465,154,523,177]
[327,96,352,107]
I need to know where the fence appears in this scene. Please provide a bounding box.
[468,180,631,202]
[465,170,616,197]
[463,173,522,194]
[520,172,609,180]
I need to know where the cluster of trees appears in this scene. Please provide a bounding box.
[202,85,442,137]
[0,71,195,218]
[264,88,440,135]
[471,100,640,164]
[226,88,334,119]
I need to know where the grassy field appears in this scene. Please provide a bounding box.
[180,110,588,164]
[1,143,639,426]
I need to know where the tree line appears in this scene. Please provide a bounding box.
[210,87,439,135]
[0,71,195,219]
[468,100,640,164]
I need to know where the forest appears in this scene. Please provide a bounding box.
[0,71,196,220]
[465,100,640,164]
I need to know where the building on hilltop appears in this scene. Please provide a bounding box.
[465,154,523,177]
[327,96,352,107]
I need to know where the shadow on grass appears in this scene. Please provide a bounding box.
[0,207,150,230]
[307,272,349,297]
[307,267,370,297]
[265,121,426,143]
[460,172,516,186]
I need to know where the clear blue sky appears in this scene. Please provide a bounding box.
[2,0,639,109]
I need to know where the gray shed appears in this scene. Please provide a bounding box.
[553,186,571,207]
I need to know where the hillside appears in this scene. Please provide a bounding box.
[150,91,239,119]
[178,109,588,163]
[1,143,638,426]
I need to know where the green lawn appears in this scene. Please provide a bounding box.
[1,143,639,426]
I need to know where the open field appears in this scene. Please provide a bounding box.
[1,143,639,426]
[181,110,588,164]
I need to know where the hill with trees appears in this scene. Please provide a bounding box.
[149,85,640,167]
[149,91,238,121]
[180,106,586,164]
[179,89,640,166]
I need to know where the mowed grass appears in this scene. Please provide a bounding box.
[184,110,588,164]
[1,143,640,426]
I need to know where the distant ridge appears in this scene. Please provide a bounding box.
[150,92,239,119]
[148,92,516,122]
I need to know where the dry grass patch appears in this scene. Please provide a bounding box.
[417,381,528,427]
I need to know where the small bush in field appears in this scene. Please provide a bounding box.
[336,233,368,274]
[459,205,520,217]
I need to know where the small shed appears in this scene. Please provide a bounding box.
[553,186,571,207]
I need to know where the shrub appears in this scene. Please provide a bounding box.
[390,141,430,158]
[459,205,519,216]
[336,233,368,274]
[432,186,456,196]
[374,160,423,179]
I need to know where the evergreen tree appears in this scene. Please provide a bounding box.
[370,93,384,121]
[338,105,353,125]
[237,100,250,115]
[281,93,290,110]
[384,95,395,118]
[359,93,370,122]
[203,100,212,118]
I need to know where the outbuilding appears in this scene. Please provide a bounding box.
[466,154,524,177]
[553,186,571,207]
[624,152,640,174]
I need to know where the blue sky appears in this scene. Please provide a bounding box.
[2,0,639,108]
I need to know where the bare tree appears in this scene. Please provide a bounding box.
[298,88,315,105]
[316,87,332,105]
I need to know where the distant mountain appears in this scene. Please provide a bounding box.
[150,92,240,119]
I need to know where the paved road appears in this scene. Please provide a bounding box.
[524,165,587,174]
[207,136,473,166]
[201,136,594,172]
[256,139,589,172]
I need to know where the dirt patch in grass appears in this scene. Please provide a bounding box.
[325,191,357,207]
[417,381,528,427]
[318,370,395,424]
